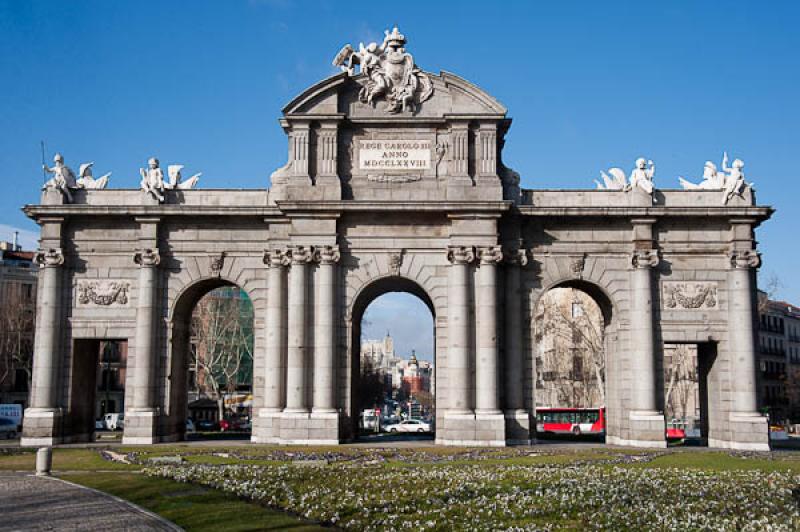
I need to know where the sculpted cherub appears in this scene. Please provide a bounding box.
[721,152,748,205]
[140,157,166,202]
[629,157,655,195]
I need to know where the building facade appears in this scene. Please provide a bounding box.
[0,240,37,408]
[757,293,800,420]
[22,29,772,450]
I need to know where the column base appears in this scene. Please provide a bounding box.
[21,408,63,446]
[708,412,769,451]
[122,409,159,445]
[504,409,533,445]
[275,410,340,445]
[251,409,282,443]
[437,410,506,446]
[612,411,666,448]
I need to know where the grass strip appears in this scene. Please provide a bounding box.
[64,472,327,532]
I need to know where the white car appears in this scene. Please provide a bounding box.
[104,413,124,431]
[384,419,431,433]
[0,418,18,439]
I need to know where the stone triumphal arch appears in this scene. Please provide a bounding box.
[22,28,772,450]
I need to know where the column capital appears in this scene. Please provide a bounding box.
[289,245,314,264]
[263,248,291,268]
[134,248,161,267]
[446,245,475,265]
[314,244,341,265]
[504,248,528,266]
[35,248,64,267]
[478,245,503,265]
[631,249,659,269]
[729,249,761,270]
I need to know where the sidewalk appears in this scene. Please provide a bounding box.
[0,473,181,531]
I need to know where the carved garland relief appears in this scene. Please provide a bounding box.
[662,281,718,310]
[77,280,131,306]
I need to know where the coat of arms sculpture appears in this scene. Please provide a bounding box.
[333,26,433,114]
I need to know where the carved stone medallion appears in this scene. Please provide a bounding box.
[662,281,718,310]
[77,280,131,306]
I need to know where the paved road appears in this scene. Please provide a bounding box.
[0,473,181,531]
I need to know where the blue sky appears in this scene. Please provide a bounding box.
[363,293,434,362]
[1,0,798,312]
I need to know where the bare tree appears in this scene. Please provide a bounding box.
[0,298,35,396]
[664,345,698,422]
[534,288,605,409]
[190,288,254,420]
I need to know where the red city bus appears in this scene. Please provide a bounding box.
[536,407,605,436]
[537,407,688,441]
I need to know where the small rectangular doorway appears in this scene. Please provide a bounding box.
[69,339,127,441]
[663,342,716,445]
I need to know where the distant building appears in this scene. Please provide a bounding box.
[0,237,37,408]
[360,334,434,395]
[757,291,800,420]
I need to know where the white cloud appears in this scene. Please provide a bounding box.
[0,224,38,250]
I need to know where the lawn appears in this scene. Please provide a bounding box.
[2,446,799,530]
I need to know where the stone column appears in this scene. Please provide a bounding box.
[29,248,64,410]
[131,248,161,411]
[629,248,660,414]
[262,249,289,412]
[476,246,502,414]
[446,245,474,414]
[504,249,527,414]
[722,247,768,450]
[313,245,339,413]
[284,245,313,413]
[728,249,761,414]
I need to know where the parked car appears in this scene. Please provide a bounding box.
[196,419,218,431]
[219,418,236,432]
[0,418,18,439]
[383,419,432,433]
[0,404,23,431]
[103,413,124,431]
[186,419,196,433]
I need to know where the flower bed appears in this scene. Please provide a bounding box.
[144,456,800,530]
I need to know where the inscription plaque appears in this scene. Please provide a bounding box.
[359,140,431,170]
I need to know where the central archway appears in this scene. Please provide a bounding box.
[349,276,436,441]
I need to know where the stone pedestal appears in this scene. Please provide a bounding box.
[438,411,505,447]
[122,410,159,445]
[20,409,62,447]
[277,411,339,445]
